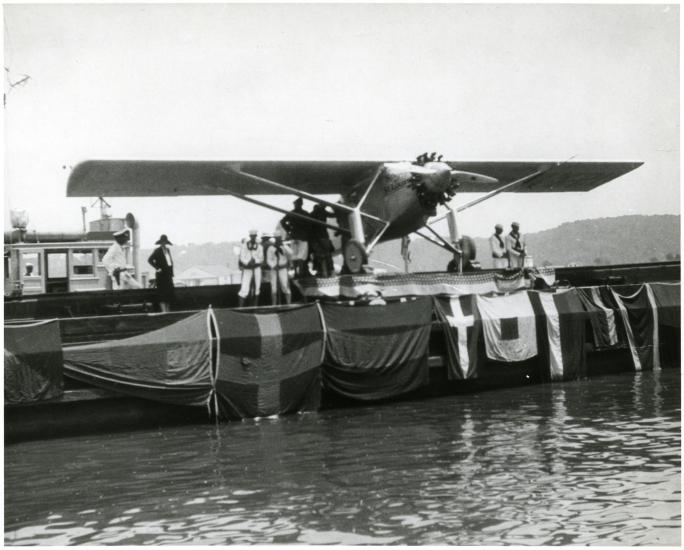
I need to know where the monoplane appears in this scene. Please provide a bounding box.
[67,154,642,273]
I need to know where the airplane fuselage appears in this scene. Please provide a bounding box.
[336,160,457,244]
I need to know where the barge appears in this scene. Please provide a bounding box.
[5,263,680,443]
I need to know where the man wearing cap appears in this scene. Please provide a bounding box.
[266,230,293,305]
[279,197,311,278]
[238,229,264,307]
[505,222,527,269]
[489,223,508,269]
[148,234,175,312]
[103,229,142,289]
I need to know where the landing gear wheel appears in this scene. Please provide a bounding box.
[458,235,477,263]
[343,240,367,274]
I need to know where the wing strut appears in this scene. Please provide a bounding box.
[415,225,460,254]
[208,187,350,235]
[413,229,455,252]
[228,165,382,224]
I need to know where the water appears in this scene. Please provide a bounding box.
[5,369,681,545]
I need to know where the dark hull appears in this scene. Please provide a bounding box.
[5,262,680,443]
[6,336,680,444]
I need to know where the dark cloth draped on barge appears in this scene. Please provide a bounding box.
[5,320,63,404]
[63,311,213,407]
[320,297,432,400]
[212,304,324,419]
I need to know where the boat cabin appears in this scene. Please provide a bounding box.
[4,210,141,296]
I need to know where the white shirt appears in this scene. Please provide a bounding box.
[163,246,173,267]
[266,242,292,269]
[489,233,506,258]
[239,240,264,268]
[505,231,526,258]
[102,242,127,275]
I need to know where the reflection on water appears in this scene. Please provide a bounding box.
[5,369,681,545]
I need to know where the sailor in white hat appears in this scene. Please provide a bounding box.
[489,223,508,269]
[505,221,527,269]
[266,229,293,305]
[237,229,264,307]
[102,228,142,289]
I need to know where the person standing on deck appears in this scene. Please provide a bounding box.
[505,222,527,269]
[279,197,311,278]
[102,229,142,289]
[238,229,264,307]
[309,203,335,277]
[148,234,175,312]
[266,230,293,305]
[489,224,508,269]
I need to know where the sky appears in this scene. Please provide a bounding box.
[3,3,680,249]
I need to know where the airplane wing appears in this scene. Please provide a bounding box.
[67,159,643,198]
[447,161,643,192]
[67,160,383,197]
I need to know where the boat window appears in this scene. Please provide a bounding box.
[21,252,41,276]
[97,249,108,262]
[72,249,94,275]
[47,253,67,278]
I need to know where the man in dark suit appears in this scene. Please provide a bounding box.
[148,234,175,312]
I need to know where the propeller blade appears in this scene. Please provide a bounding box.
[450,170,499,186]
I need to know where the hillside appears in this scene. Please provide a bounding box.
[372,214,680,271]
[141,214,680,276]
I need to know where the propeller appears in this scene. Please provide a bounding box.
[449,170,499,186]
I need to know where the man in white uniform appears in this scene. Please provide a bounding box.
[238,229,264,307]
[505,222,527,269]
[102,229,142,289]
[489,223,508,269]
[266,230,293,305]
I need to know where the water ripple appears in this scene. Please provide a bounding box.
[5,369,681,545]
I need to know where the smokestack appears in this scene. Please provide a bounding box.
[125,213,140,284]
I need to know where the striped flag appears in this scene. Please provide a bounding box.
[610,284,660,371]
[649,282,680,328]
[528,289,587,381]
[294,270,530,299]
[577,287,620,347]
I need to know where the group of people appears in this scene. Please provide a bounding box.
[100,206,527,313]
[236,198,338,306]
[237,228,296,307]
[101,198,330,312]
[102,229,175,312]
[489,221,528,269]
[279,197,336,278]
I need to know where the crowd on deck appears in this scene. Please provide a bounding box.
[101,199,530,311]
[236,198,337,307]
[100,198,337,309]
